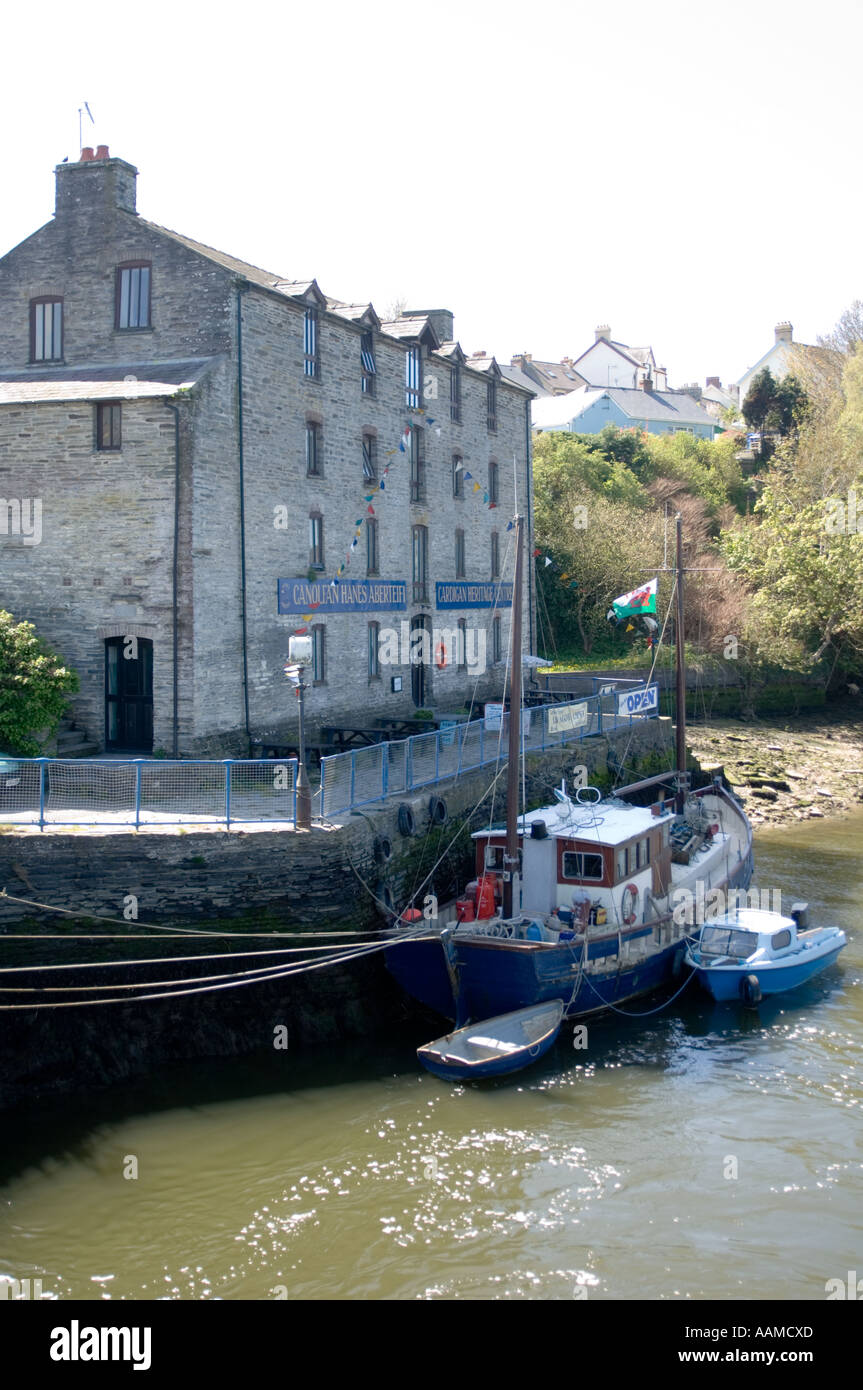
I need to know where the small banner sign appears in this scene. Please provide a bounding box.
[547,702,589,734]
[617,685,659,717]
[278,578,407,614]
[436,581,513,610]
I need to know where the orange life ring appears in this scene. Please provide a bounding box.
[435,641,447,669]
[622,883,639,926]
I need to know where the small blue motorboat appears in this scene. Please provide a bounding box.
[685,904,846,1003]
[417,1000,565,1081]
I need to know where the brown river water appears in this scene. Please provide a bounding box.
[1,811,861,1302]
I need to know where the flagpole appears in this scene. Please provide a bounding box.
[675,513,687,813]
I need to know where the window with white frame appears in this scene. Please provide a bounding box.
[304,307,319,378]
[116,263,151,330]
[30,297,63,361]
[361,332,376,395]
[405,345,421,409]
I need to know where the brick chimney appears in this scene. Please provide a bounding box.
[774,321,793,345]
[55,147,138,218]
[706,375,721,389]
[595,324,611,342]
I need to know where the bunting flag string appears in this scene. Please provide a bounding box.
[294,413,517,627]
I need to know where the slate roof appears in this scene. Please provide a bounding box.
[501,363,541,396]
[0,358,218,404]
[380,315,440,349]
[531,384,716,430]
[140,219,294,292]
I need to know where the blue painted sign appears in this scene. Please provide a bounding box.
[277,578,407,614]
[436,581,513,610]
[617,685,659,717]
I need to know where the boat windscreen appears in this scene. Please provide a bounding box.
[699,926,759,959]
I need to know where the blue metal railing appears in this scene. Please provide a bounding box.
[0,757,299,831]
[320,684,659,817]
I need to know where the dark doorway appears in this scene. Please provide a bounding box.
[105,636,154,752]
[410,616,430,709]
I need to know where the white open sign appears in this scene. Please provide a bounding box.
[617,686,658,717]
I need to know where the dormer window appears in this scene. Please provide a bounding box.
[30,297,63,361]
[116,263,151,330]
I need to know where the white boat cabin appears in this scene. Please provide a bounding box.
[472,793,676,930]
[696,909,800,963]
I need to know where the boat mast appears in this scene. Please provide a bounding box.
[675,513,687,813]
[503,514,524,919]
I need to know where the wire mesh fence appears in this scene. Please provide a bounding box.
[0,758,298,829]
[0,684,658,828]
[320,686,658,816]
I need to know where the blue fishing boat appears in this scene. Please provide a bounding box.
[386,514,755,1025]
[684,906,846,1002]
[417,1000,564,1081]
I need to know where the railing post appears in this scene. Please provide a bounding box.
[382,744,389,800]
[224,760,232,829]
[406,736,414,790]
[134,759,143,830]
[480,719,485,766]
[293,759,299,824]
[434,730,440,783]
[38,757,47,831]
[597,693,603,737]
[350,750,356,807]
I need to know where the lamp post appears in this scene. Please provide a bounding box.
[286,635,313,831]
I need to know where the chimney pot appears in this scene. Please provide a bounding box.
[774,321,793,344]
[80,147,95,162]
[95,144,110,160]
[595,324,611,342]
[706,375,721,389]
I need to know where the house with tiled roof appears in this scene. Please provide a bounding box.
[572,326,670,392]
[531,382,717,439]
[508,354,585,396]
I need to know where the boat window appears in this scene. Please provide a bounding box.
[562,851,604,881]
[771,929,792,949]
[616,849,626,881]
[699,926,759,958]
[484,845,521,873]
[662,823,670,847]
[635,837,650,869]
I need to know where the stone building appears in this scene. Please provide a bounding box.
[0,149,533,755]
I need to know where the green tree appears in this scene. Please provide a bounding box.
[742,366,777,449]
[0,611,79,755]
[767,373,808,437]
